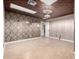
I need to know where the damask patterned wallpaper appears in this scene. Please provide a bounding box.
[4,11,41,42]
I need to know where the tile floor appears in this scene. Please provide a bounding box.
[4,37,74,59]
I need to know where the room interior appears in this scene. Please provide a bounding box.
[4,0,74,59]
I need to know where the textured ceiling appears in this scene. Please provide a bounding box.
[4,0,74,20]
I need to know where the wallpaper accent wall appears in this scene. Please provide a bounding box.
[4,11,41,42]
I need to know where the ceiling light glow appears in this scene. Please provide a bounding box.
[10,3,37,14]
[40,0,58,5]
[37,24,40,27]
[26,21,30,24]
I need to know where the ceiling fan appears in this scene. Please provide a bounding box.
[27,0,37,6]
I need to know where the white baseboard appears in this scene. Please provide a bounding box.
[61,39,74,43]
[4,36,74,45]
[49,36,74,43]
[4,37,41,45]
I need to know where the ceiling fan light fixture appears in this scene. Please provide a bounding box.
[40,0,58,5]
[44,14,51,19]
[43,9,52,14]
[27,0,37,6]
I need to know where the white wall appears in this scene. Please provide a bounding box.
[48,14,74,41]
